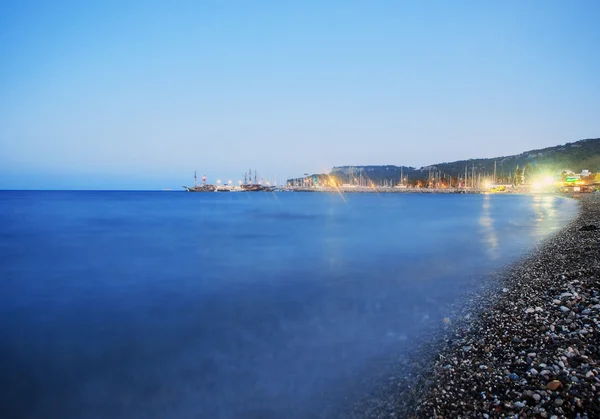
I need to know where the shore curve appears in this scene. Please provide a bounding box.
[352,193,600,418]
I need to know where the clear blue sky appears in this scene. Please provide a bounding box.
[1,0,599,189]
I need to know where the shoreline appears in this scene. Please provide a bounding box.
[350,193,600,418]
[284,188,505,194]
[281,187,581,195]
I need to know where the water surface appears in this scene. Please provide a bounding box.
[0,191,577,418]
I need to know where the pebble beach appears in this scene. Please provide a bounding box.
[354,193,600,418]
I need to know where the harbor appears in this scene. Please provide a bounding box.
[183,170,277,192]
[183,171,600,195]
[184,149,600,195]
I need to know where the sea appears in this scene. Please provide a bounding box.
[0,191,578,419]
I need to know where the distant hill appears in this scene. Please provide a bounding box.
[421,138,600,179]
[327,165,422,184]
[325,138,600,185]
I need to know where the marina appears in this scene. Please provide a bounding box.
[184,170,276,192]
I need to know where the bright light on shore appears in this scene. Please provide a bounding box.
[543,176,554,185]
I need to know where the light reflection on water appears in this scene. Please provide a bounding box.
[479,194,570,260]
[479,194,499,258]
[530,195,566,237]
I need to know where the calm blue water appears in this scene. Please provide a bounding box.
[0,191,577,419]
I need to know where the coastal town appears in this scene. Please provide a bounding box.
[284,168,600,194]
[186,139,600,195]
[187,167,600,195]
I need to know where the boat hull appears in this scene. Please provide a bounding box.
[240,184,265,192]
[183,186,216,192]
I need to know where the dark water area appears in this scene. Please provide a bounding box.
[0,191,577,418]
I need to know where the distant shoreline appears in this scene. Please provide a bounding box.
[0,188,589,196]
[283,187,550,194]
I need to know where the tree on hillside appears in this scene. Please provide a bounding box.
[523,163,532,184]
[514,166,522,185]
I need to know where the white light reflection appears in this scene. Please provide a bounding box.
[531,195,559,238]
[479,194,499,259]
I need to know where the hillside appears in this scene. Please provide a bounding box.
[326,138,600,185]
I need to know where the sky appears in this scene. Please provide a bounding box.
[1,0,599,189]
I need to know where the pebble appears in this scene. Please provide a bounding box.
[547,380,562,391]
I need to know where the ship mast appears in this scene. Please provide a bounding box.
[494,160,497,185]
[194,171,197,188]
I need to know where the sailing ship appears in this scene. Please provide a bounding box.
[240,169,266,191]
[183,172,216,192]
